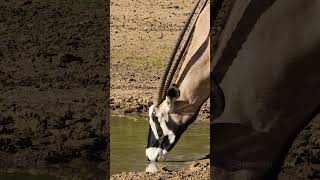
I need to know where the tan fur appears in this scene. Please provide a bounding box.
[154,4,210,125]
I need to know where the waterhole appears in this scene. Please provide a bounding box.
[110,115,209,175]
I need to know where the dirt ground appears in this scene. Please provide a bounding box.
[110,0,320,179]
[0,1,108,179]
[279,117,320,179]
[111,159,210,180]
[110,0,210,118]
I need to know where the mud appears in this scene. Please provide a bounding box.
[280,116,320,179]
[0,0,108,179]
[109,0,210,118]
[110,159,210,180]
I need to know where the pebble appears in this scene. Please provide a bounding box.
[124,108,134,114]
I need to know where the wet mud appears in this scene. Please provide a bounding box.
[109,0,210,118]
[0,0,108,179]
[111,159,210,180]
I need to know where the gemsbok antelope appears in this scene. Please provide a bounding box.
[146,0,210,162]
[147,0,320,179]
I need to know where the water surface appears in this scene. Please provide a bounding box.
[110,115,209,175]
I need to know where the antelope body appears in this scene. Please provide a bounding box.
[212,0,320,179]
[146,0,320,179]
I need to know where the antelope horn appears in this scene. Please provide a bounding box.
[154,0,202,107]
[163,0,208,97]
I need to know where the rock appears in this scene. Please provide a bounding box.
[135,104,143,110]
[161,167,170,172]
[128,78,136,82]
[124,108,134,114]
[22,0,32,6]
[110,104,120,110]
[126,98,132,102]
[192,162,200,167]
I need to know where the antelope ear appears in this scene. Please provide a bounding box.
[166,84,180,105]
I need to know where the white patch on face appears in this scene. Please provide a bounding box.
[146,147,167,162]
[158,114,176,143]
[168,133,176,144]
[148,104,176,145]
[148,105,159,139]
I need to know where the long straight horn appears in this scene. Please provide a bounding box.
[164,0,208,96]
[154,0,202,107]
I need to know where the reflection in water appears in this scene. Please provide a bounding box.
[111,115,209,175]
[145,162,161,173]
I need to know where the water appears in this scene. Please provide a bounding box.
[110,115,209,175]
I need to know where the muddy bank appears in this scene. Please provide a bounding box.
[0,158,106,180]
[109,0,210,118]
[0,0,108,179]
[279,115,320,179]
[111,159,209,180]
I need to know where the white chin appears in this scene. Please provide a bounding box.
[146,147,167,162]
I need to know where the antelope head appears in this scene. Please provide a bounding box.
[146,84,199,161]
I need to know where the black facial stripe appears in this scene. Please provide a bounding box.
[152,114,163,137]
[159,135,171,150]
[147,108,203,152]
[147,126,159,148]
[167,134,180,152]
[166,108,202,152]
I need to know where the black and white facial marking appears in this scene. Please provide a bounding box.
[146,105,174,161]
[146,84,193,161]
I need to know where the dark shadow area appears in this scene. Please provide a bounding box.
[210,0,320,179]
[0,0,109,179]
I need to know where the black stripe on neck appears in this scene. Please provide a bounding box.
[212,0,277,84]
